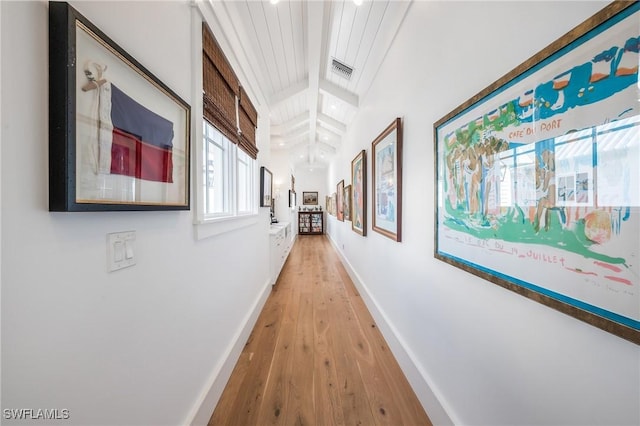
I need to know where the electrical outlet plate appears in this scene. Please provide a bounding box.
[107,231,136,272]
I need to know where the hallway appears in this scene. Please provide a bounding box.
[209,235,431,426]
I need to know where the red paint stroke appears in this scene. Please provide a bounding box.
[604,275,632,286]
[594,261,623,273]
[564,267,597,276]
[518,255,526,258]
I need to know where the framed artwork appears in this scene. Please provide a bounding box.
[351,149,367,235]
[303,191,318,205]
[337,180,345,221]
[260,167,272,207]
[434,2,639,344]
[372,118,403,241]
[291,175,295,192]
[344,185,352,222]
[49,2,190,211]
[326,196,331,212]
[331,192,337,216]
[289,190,296,209]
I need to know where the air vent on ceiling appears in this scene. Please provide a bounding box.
[331,58,354,80]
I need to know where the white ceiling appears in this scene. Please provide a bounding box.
[206,0,411,168]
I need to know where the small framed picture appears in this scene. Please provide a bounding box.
[303,191,318,205]
[344,185,352,222]
[260,167,273,207]
[337,180,345,221]
[351,149,367,235]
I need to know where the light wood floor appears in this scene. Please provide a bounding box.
[209,235,432,426]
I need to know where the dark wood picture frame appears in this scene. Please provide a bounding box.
[302,191,318,205]
[331,192,337,216]
[336,180,345,222]
[372,118,402,241]
[49,1,191,211]
[260,166,273,207]
[351,149,367,235]
[344,185,352,222]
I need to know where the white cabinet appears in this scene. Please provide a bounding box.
[269,222,294,285]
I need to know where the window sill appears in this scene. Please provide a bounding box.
[194,214,259,240]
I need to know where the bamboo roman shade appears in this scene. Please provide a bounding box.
[202,23,258,159]
[238,86,259,158]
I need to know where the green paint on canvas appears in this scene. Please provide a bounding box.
[443,199,627,265]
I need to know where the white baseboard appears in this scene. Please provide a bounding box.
[327,235,455,425]
[185,278,273,426]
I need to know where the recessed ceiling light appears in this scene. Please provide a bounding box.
[353,0,363,5]
[270,0,280,5]
[279,142,284,146]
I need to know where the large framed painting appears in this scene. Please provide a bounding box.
[351,150,367,235]
[372,118,403,241]
[49,2,190,211]
[260,167,273,207]
[337,180,345,221]
[434,2,639,344]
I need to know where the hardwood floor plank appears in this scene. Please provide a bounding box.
[349,290,430,424]
[313,279,345,426]
[326,276,396,425]
[209,278,290,425]
[310,240,376,426]
[209,235,432,426]
[255,278,298,424]
[285,290,315,425]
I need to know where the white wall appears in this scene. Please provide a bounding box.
[1,2,270,425]
[294,168,329,208]
[294,167,329,231]
[328,1,640,425]
[270,150,296,227]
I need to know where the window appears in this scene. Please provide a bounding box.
[195,22,260,237]
[202,120,255,220]
[203,120,230,216]
[237,148,253,214]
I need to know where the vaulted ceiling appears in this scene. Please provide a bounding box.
[207,0,411,169]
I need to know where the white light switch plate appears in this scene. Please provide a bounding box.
[108,231,136,272]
